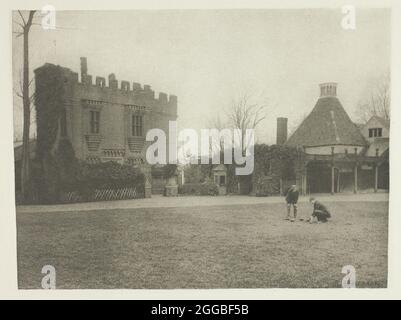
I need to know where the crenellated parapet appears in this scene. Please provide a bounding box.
[55,57,178,111]
[36,57,178,114]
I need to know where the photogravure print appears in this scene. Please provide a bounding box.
[12,5,390,289]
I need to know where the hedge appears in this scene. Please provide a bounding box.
[32,158,145,204]
[179,182,218,196]
[74,162,144,195]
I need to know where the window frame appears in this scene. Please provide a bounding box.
[89,110,100,134]
[369,127,383,138]
[132,114,144,137]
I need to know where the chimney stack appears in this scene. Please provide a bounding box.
[80,57,88,79]
[276,117,288,145]
[319,82,337,98]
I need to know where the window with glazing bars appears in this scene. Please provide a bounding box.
[132,115,143,136]
[90,110,100,134]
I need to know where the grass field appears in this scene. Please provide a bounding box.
[16,201,388,288]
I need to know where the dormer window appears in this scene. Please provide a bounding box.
[369,128,382,138]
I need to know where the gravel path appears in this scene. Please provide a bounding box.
[16,192,389,214]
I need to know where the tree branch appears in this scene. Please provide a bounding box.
[17,10,26,26]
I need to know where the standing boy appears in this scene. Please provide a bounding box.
[284,185,299,222]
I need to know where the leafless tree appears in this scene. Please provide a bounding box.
[356,73,390,123]
[206,113,226,131]
[204,114,228,153]
[14,10,36,202]
[227,95,267,151]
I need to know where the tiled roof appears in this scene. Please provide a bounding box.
[365,138,389,157]
[286,97,367,147]
[370,115,390,129]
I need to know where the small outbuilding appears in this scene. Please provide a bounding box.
[213,164,227,195]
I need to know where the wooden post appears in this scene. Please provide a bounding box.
[337,170,340,193]
[354,148,358,194]
[331,147,335,195]
[374,148,379,193]
[354,165,358,194]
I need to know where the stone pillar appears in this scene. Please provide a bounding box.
[181,168,185,185]
[165,175,178,197]
[141,165,152,198]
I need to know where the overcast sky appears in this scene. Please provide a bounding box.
[13,9,390,144]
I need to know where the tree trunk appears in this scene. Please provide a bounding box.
[20,11,35,203]
[21,29,31,202]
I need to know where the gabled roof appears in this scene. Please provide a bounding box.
[368,115,390,129]
[286,97,367,147]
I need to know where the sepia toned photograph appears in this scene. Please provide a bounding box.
[12,8,390,289]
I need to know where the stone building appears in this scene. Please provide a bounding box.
[278,83,389,194]
[34,57,178,196]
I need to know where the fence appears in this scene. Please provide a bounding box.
[59,186,144,203]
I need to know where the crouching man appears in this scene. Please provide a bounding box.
[308,197,331,223]
[285,185,299,222]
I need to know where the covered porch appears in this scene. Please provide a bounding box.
[297,153,388,195]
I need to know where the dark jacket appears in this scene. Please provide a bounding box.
[285,187,299,203]
[313,201,331,217]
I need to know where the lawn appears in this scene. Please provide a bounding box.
[16,201,388,289]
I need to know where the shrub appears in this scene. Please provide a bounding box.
[199,182,219,196]
[32,159,145,203]
[254,175,281,197]
[152,164,177,179]
[179,183,201,195]
[179,182,219,196]
[75,161,144,194]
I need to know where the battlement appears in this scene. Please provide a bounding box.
[35,58,178,110]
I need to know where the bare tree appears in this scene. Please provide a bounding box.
[206,113,226,131]
[227,95,267,151]
[14,10,36,202]
[204,114,228,153]
[356,73,390,123]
